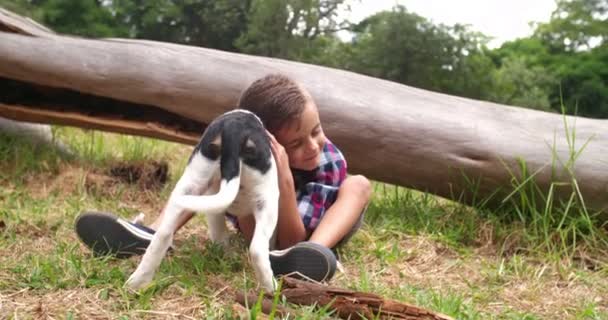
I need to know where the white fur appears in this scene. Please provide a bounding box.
[125,146,279,292]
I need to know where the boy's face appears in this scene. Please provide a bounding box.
[275,100,326,171]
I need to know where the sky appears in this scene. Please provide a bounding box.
[343,0,557,48]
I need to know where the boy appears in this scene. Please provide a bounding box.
[76,74,371,282]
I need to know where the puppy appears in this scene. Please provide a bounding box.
[126,109,279,291]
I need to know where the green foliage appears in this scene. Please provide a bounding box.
[338,6,503,103]
[1,0,128,37]
[345,7,468,91]
[495,0,608,118]
[235,0,348,59]
[41,0,128,37]
[0,0,45,20]
[235,0,290,57]
[534,0,607,52]
[111,0,251,51]
[552,44,608,117]
[490,56,557,111]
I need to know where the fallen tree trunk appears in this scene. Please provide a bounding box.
[0,8,606,212]
[235,277,454,320]
[0,9,71,153]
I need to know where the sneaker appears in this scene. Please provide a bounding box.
[269,241,337,282]
[75,211,156,259]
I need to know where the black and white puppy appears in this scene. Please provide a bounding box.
[126,109,279,291]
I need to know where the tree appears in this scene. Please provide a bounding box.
[553,44,608,117]
[0,0,127,37]
[532,0,608,118]
[489,57,556,112]
[494,0,608,118]
[534,0,607,52]
[111,0,251,51]
[0,0,43,20]
[235,0,348,59]
[342,6,495,101]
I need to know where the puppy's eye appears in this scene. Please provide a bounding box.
[242,146,256,156]
[207,143,220,159]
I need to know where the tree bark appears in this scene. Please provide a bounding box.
[0,8,606,212]
[0,9,71,153]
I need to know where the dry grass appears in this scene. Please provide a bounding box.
[335,232,607,318]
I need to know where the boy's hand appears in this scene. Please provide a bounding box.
[267,131,293,186]
[267,131,306,248]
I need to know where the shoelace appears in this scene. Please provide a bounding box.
[336,261,345,274]
[130,212,146,225]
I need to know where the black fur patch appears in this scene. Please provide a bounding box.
[190,111,272,181]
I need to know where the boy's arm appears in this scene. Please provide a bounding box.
[269,133,307,249]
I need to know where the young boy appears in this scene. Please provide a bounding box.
[76,74,371,282]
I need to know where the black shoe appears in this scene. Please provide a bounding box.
[269,241,337,282]
[75,211,156,259]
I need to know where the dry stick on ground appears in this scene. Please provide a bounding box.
[1,8,607,212]
[235,277,454,320]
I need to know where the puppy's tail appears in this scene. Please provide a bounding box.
[175,176,240,215]
[175,129,243,215]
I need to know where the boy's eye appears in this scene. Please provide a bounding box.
[289,141,302,149]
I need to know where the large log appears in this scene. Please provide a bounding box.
[0,9,67,151]
[0,8,606,212]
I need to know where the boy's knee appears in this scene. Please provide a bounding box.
[345,175,372,200]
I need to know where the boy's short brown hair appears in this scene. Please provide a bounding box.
[238,74,310,132]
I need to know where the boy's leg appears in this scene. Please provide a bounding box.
[308,175,371,248]
[149,207,194,232]
[269,175,370,282]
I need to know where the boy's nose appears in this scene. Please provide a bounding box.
[307,140,319,154]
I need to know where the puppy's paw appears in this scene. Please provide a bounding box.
[209,231,231,248]
[261,276,277,293]
[125,271,153,290]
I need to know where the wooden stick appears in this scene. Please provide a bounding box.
[235,277,454,320]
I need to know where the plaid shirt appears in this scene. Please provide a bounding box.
[292,139,347,230]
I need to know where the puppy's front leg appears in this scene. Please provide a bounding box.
[126,174,202,290]
[249,192,279,292]
[125,202,183,290]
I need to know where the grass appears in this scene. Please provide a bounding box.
[0,125,607,319]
